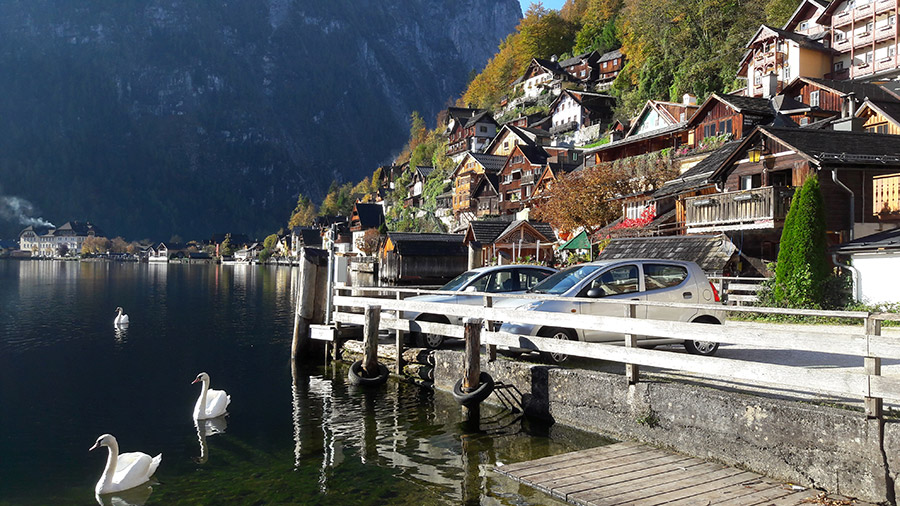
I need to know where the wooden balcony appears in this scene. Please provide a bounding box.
[876,0,895,13]
[876,57,896,71]
[856,2,873,15]
[834,38,852,51]
[834,11,854,27]
[875,25,896,41]
[685,186,795,233]
[854,32,874,47]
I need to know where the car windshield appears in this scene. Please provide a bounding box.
[438,270,483,291]
[529,264,602,295]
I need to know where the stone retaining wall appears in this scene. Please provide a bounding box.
[433,351,898,504]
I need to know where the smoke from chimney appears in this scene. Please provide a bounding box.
[0,187,54,228]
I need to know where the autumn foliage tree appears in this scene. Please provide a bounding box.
[355,228,381,256]
[288,194,317,228]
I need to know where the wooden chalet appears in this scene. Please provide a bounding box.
[651,141,744,235]
[451,152,506,219]
[291,226,322,256]
[349,202,385,254]
[514,57,570,100]
[737,25,833,98]
[588,97,700,163]
[486,124,552,157]
[446,107,499,159]
[857,98,900,134]
[498,145,549,215]
[405,165,435,208]
[379,232,467,285]
[627,98,699,138]
[462,218,557,265]
[686,93,787,147]
[685,126,900,273]
[548,90,616,136]
[596,49,625,90]
[559,50,601,83]
[780,77,900,125]
[504,112,547,129]
[782,0,831,37]
[471,173,500,217]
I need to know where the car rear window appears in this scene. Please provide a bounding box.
[643,263,688,291]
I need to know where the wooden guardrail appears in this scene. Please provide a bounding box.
[709,276,770,305]
[331,286,900,418]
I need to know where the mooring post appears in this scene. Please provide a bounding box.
[463,318,483,392]
[864,314,883,419]
[292,250,317,360]
[363,304,381,378]
[483,296,496,362]
[394,292,404,375]
[624,302,639,385]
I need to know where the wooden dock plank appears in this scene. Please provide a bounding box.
[629,470,761,506]
[494,442,875,506]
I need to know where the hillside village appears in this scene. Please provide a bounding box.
[7,0,900,305]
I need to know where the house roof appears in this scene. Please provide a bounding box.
[292,226,323,248]
[19,225,53,237]
[586,121,688,155]
[559,50,599,67]
[464,110,498,128]
[652,141,743,199]
[831,227,900,253]
[518,144,549,165]
[473,173,500,196]
[598,234,738,272]
[783,77,900,104]
[745,25,833,53]
[857,100,900,129]
[467,220,513,244]
[385,232,466,256]
[597,48,624,63]
[783,0,830,30]
[352,202,385,229]
[469,152,508,173]
[496,220,557,243]
[686,93,776,129]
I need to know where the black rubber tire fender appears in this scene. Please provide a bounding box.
[451,371,495,407]
[347,360,389,386]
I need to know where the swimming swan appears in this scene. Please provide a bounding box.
[192,372,231,420]
[90,434,161,495]
[114,307,129,326]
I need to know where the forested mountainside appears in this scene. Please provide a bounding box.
[463,0,801,115]
[0,0,520,240]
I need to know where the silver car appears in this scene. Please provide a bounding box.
[402,264,557,348]
[498,259,723,362]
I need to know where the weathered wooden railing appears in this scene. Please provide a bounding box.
[685,186,794,233]
[331,286,900,418]
[709,276,770,305]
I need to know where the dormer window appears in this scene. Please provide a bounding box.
[799,21,809,31]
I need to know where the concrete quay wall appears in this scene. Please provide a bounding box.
[433,350,899,504]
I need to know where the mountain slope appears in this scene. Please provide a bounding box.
[0,0,520,240]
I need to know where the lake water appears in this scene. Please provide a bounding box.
[0,260,606,505]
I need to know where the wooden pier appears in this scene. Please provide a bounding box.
[495,441,868,505]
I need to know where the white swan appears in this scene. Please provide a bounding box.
[192,372,231,420]
[90,434,162,495]
[114,307,130,326]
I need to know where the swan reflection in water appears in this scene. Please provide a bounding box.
[193,415,228,464]
[95,483,154,506]
[113,325,128,344]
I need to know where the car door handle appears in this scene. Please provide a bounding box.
[683,291,693,299]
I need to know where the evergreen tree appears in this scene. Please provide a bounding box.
[773,175,829,307]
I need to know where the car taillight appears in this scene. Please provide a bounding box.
[709,281,720,303]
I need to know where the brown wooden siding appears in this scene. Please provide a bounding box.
[790,83,843,113]
[693,101,742,144]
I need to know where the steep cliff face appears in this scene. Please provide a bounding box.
[0,0,520,240]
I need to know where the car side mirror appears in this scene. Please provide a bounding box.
[464,286,478,293]
[586,288,603,298]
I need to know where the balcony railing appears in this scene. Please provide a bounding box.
[685,186,795,233]
[834,38,851,51]
[549,120,579,135]
[521,173,537,185]
[875,25,895,42]
[876,0,894,13]
[833,11,853,27]
[854,32,874,47]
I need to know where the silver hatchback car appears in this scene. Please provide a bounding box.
[402,264,557,348]
[498,259,723,362]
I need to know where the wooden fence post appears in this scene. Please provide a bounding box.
[463,318,483,392]
[484,296,496,362]
[865,314,883,419]
[395,292,404,375]
[624,303,639,385]
[363,305,381,378]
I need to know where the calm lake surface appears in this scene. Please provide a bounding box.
[0,260,606,505]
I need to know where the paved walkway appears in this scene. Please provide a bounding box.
[495,441,873,506]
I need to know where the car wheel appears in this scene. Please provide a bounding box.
[413,315,447,349]
[684,317,720,356]
[539,328,575,364]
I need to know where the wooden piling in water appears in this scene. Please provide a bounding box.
[463,318,482,393]
[363,304,381,377]
[291,248,329,360]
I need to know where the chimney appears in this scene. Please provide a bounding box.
[682,94,697,106]
[550,54,558,63]
[761,72,778,99]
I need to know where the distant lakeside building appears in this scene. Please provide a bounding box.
[18,221,103,257]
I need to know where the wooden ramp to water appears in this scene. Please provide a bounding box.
[495,441,862,506]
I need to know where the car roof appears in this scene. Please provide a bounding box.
[578,258,699,268]
[468,264,556,274]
